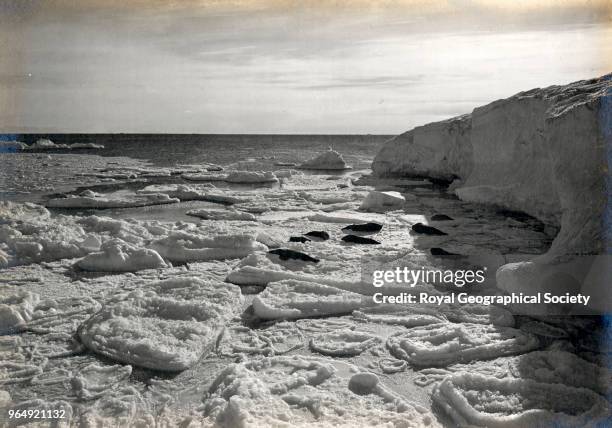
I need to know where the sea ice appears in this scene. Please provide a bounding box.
[225,170,278,183]
[0,289,40,334]
[359,191,406,212]
[79,277,243,371]
[70,364,132,400]
[151,231,267,263]
[310,330,381,356]
[226,265,370,294]
[137,183,215,201]
[387,323,539,367]
[47,190,179,209]
[186,208,257,221]
[218,323,304,357]
[352,306,446,328]
[202,356,439,427]
[75,239,168,272]
[432,372,610,427]
[507,350,610,395]
[252,280,372,320]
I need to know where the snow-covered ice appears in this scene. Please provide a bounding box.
[432,372,610,427]
[47,190,179,209]
[151,231,267,263]
[387,323,539,367]
[186,208,257,221]
[202,356,439,427]
[79,277,243,371]
[75,239,168,272]
[253,280,372,320]
[359,190,406,212]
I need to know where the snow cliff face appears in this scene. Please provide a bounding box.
[373,75,611,259]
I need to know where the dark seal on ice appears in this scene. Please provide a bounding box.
[341,222,383,233]
[269,249,319,263]
[341,235,381,245]
[430,214,453,221]
[304,231,330,241]
[289,236,311,243]
[430,247,460,257]
[411,223,447,236]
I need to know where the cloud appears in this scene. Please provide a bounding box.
[0,0,610,133]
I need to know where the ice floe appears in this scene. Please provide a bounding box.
[151,231,267,263]
[70,364,132,400]
[137,183,215,201]
[253,280,372,320]
[79,277,243,371]
[310,330,381,356]
[218,323,304,357]
[432,372,610,427]
[359,191,406,212]
[0,288,40,334]
[75,239,168,272]
[387,323,539,367]
[47,190,179,209]
[186,208,257,221]
[202,356,439,427]
[183,170,278,184]
[226,170,278,183]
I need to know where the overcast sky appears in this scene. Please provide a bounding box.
[1,0,610,134]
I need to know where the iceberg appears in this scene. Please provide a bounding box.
[298,149,351,170]
[372,75,612,302]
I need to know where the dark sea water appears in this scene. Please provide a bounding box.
[16,134,393,170]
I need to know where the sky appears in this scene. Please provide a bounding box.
[0,0,610,134]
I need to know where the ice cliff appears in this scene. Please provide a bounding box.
[373,75,612,307]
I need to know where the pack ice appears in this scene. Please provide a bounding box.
[202,356,439,427]
[79,277,243,371]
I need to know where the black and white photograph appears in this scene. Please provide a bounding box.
[1,1,611,427]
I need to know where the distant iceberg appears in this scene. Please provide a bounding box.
[298,149,351,170]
